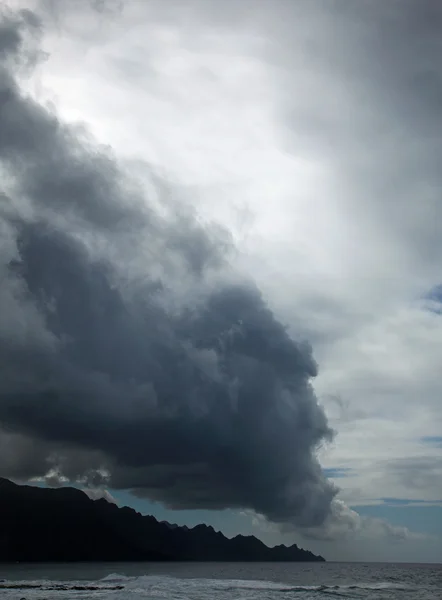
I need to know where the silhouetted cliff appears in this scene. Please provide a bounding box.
[0,478,324,562]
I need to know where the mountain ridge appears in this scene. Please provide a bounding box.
[0,477,325,562]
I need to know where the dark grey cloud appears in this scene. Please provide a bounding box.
[0,8,336,529]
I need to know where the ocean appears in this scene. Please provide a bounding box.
[0,562,440,600]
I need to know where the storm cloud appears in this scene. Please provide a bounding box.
[0,8,336,530]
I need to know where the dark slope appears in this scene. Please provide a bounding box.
[0,478,324,562]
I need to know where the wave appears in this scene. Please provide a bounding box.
[99,572,134,583]
[0,580,124,591]
[219,583,346,596]
[345,583,412,591]
[0,574,416,598]
[211,579,414,595]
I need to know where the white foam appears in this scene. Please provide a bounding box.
[100,573,134,583]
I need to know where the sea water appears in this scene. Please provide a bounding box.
[0,561,440,600]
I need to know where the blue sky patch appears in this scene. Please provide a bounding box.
[323,467,352,478]
[423,285,442,313]
[420,436,442,446]
[357,503,442,537]
[380,497,442,506]
[426,285,442,302]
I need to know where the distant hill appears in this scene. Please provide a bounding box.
[0,478,324,562]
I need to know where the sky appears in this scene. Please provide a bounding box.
[0,0,441,563]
